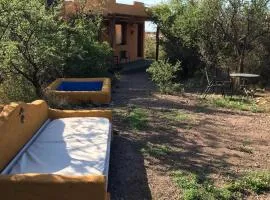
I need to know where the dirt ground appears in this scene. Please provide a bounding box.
[108,71,270,200]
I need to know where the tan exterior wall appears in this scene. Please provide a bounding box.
[0,100,48,171]
[114,23,141,62]
[0,174,109,200]
[128,23,139,61]
[108,1,147,17]
[64,0,148,17]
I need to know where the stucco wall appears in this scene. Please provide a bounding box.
[0,100,48,171]
[64,0,148,17]
[109,1,147,17]
[0,174,108,200]
[46,78,111,104]
[128,23,138,61]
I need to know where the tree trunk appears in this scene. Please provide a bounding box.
[235,50,245,90]
[32,79,43,97]
[238,53,244,73]
[156,26,160,61]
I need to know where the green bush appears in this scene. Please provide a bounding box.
[127,107,148,130]
[141,142,173,157]
[227,171,270,194]
[144,35,166,60]
[144,36,156,59]
[203,96,265,113]
[172,171,232,200]
[147,60,183,94]
[172,170,270,200]
[150,0,270,82]
[0,77,37,103]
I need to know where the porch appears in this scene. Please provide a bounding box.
[103,15,147,64]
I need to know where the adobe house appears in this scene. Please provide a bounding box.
[63,0,149,64]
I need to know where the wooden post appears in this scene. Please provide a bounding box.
[109,17,116,48]
[109,17,116,67]
[155,26,160,61]
[141,22,145,58]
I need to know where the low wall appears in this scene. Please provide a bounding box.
[46,78,111,104]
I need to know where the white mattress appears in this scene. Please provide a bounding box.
[8,117,111,177]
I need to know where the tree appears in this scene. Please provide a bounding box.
[0,0,65,96]
[0,0,111,99]
[150,0,270,76]
[149,0,203,78]
[200,0,270,73]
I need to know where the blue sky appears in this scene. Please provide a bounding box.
[116,0,163,32]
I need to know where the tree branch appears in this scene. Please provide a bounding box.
[10,62,34,83]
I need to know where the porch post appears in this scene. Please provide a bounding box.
[142,22,145,58]
[155,26,160,61]
[109,17,116,48]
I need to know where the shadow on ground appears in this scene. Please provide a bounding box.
[109,71,270,199]
[108,135,152,200]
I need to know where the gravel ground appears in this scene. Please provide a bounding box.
[108,71,270,200]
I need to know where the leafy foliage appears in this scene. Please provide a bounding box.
[173,170,270,200]
[202,96,265,113]
[227,171,270,194]
[141,142,173,157]
[147,59,183,94]
[127,107,148,130]
[149,1,203,78]
[0,76,37,103]
[0,0,111,101]
[173,171,232,200]
[150,0,270,82]
[144,34,166,60]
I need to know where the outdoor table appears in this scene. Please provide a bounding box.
[230,73,260,96]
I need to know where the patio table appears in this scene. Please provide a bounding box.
[230,73,260,96]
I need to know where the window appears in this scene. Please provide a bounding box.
[115,23,127,45]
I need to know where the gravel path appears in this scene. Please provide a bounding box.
[108,71,270,200]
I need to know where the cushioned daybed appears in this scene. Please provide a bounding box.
[0,100,112,200]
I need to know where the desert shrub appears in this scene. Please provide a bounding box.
[0,77,37,103]
[144,34,166,60]
[64,41,112,78]
[147,59,183,94]
[63,13,113,78]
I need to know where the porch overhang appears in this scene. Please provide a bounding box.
[105,14,149,23]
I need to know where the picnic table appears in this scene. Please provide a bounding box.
[230,73,260,96]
